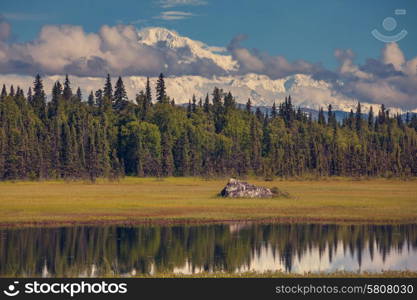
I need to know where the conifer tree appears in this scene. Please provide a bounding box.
[76,87,82,102]
[103,74,113,99]
[327,104,336,128]
[203,93,210,113]
[156,73,166,103]
[1,73,417,181]
[224,91,234,111]
[32,74,47,120]
[318,108,325,125]
[192,95,197,113]
[145,77,152,105]
[271,102,277,118]
[88,91,95,106]
[355,102,362,133]
[0,84,6,99]
[114,76,128,109]
[27,87,32,104]
[95,89,104,109]
[187,100,192,118]
[246,98,252,114]
[63,74,73,100]
[368,106,374,129]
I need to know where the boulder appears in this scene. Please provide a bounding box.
[220,178,273,198]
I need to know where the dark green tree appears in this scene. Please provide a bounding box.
[156,73,166,103]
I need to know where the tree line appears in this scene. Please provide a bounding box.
[0,73,417,181]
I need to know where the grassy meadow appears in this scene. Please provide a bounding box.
[0,177,416,227]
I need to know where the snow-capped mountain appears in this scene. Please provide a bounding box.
[0,27,410,114]
[0,73,405,114]
[137,27,238,72]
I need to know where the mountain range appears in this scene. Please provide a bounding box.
[0,27,412,114]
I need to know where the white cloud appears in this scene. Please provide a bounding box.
[154,11,196,20]
[0,24,232,77]
[0,21,416,110]
[332,43,417,110]
[228,34,320,78]
[334,49,371,79]
[158,0,207,8]
[382,42,405,71]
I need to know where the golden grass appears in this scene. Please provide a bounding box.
[0,177,416,227]
[4,271,416,278]
[133,271,417,278]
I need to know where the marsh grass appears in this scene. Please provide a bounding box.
[132,271,417,278]
[0,177,416,227]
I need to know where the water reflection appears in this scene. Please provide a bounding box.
[0,223,416,276]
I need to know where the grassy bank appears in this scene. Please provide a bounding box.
[3,271,417,278]
[0,177,416,227]
[133,271,417,278]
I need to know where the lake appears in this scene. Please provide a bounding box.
[0,223,416,276]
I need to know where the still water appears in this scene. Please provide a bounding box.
[0,223,416,276]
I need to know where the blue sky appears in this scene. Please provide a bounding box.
[2,0,416,70]
[1,0,417,110]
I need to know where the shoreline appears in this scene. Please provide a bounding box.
[1,216,417,229]
[2,271,417,278]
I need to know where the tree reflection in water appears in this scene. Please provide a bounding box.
[0,223,416,276]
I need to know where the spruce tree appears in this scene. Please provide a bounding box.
[95,89,103,109]
[355,102,362,132]
[192,95,197,113]
[271,102,277,118]
[224,91,234,111]
[203,93,210,113]
[114,76,128,110]
[0,84,6,99]
[88,91,95,106]
[145,77,152,105]
[187,100,192,118]
[246,98,252,114]
[156,73,166,103]
[76,87,82,102]
[368,106,374,129]
[103,74,113,99]
[32,74,47,120]
[63,74,73,100]
[50,81,62,117]
[318,108,325,125]
[27,87,32,104]
[328,104,336,128]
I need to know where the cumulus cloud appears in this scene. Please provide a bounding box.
[0,23,231,77]
[0,21,416,110]
[334,49,371,79]
[331,43,417,110]
[382,42,405,71]
[228,34,321,79]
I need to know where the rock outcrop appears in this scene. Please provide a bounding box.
[220,178,273,198]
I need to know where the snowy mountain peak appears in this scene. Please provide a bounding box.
[138,27,188,48]
[137,27,238,72]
